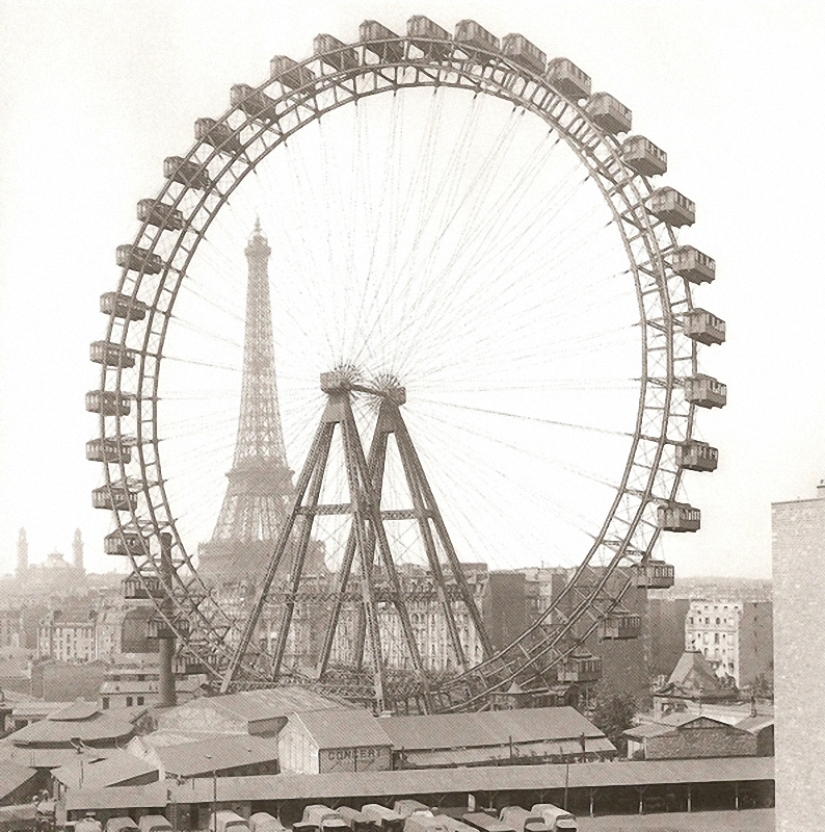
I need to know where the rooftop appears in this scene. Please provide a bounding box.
[291,708,392,749]
[154,734,279,777]
[52,749,159,789]
[380,707,606,751]
[65,756,773,811]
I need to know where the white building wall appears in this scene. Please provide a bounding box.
[772,488,825,832]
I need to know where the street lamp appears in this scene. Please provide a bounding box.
[205,754,217,830]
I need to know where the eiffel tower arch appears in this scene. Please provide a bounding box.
[197,221,325,584]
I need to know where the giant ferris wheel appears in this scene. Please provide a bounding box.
[88,16,725,713]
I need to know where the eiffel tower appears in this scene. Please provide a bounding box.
[198,220,319,584]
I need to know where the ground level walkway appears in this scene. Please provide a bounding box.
[577,807,774,831]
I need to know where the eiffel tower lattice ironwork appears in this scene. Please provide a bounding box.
[198,221,304,583]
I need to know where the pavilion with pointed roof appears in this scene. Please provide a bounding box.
[653,651,738,719]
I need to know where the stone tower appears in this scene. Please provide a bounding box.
[16,528,28,580]
[72,528,84,573]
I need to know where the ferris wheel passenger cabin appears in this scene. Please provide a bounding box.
[454,20,500,58]
[598,610,643,640]
[683,308,726,346]
[649,187,696,227]
[314,34,360,72]
[147,613,189,640]
[270,55,316,91]
[658,502,701,533]
[501,34,547,74]
[90,340,136,369]
[116,244,163,275]
[92,483,136,512]
[406,16,451,59]
[622,135,668,177]
[544,58,591,101]
[557,651,602,683]
[86,390,130,417]
[684,374,727,409]
[137,199,183,231]
[85,438,132,465]
[360,21,404,62]
[633,559,675,588]
[671,245,716,284]
[195,118,242,155]
[231,84,277,122]
[100,292,148,321]
[585,92,632,134]
[164,156,211,190]
[676,439,718,472]
[104,530,146,557]
[122,572,161,599]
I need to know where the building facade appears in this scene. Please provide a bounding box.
[685,599,773,688]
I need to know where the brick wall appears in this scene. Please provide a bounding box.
[646,718,757,759]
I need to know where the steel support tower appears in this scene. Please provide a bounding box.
[198,221,305,583]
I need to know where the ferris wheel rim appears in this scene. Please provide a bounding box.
[95,27,699,685]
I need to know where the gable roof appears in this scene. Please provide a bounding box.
[50,699,100,721]
[291,709,392,748]
[157,687,352,734]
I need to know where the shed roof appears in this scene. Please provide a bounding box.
[736,714,775,733]
[52,750,159,789]
[291,709,392,749]
[155,734,279,777]
[152,757,773,807]
[380,707,604,752]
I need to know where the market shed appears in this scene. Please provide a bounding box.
[278,709,393,775]
[380,707,615,768]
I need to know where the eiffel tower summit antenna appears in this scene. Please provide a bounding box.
[198,221,300,584]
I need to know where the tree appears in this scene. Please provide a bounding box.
[589,684,637,755]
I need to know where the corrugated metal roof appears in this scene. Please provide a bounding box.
[292,709,392,749]
[156,734,279,777]
[381,707,604,752]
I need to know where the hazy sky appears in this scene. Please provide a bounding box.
[1,1,823,580]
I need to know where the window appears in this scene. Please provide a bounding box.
[137,696,144,706]
[126,696,133,707]
[102,697,109,709]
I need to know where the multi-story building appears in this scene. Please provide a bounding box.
[37,607,97,663]
[684,599,773,688]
